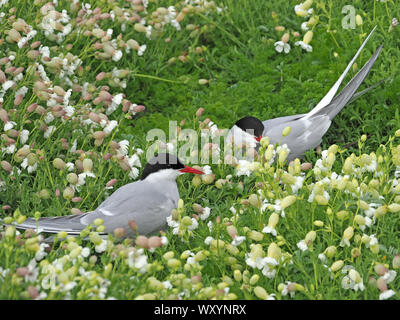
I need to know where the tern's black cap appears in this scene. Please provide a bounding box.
[141,153,185,180]
[235,116,264,138]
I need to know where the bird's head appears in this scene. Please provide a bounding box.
[234,116,265,143]
[141,153,204,181]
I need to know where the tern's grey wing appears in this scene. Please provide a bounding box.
[82,180,179,236]
[13,213,92,235]
[263,115,331,161]
[262,113,306,131]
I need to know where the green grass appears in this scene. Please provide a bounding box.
[0,0,400,300]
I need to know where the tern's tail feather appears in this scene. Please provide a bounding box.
[13,214,90,235]
[303,26,377,120]
[316,45,383,120]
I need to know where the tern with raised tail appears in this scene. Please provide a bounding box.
[228,26,382,161]
[10,153,204,237]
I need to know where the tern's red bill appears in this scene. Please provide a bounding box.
[179,166,204,174]
[255,136,262,142]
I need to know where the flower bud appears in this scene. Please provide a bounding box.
[354,214,366,226]
[303,31,313,44]
[376,277,387,292]
[388,203,400,213]
[315,195,328,205]
[196,107,204,117]
[267,242,281,261]
[374,206,387,219]
[201,174,215,184]
[113,227,126,239]
[330,260,344,272]
[248,231,263,241]
[392,255,400,269]
[280,195,296,210]
[167,258,181,269]
[282,126,291,137]
[249,274,260,285]
[313,220,324,227]
[192,175,201,187]
[1,160,12,173]
[53,158,66,170]
[254,286,268,300]
[305,230,317,244]
[63,187,75,200]
[336,210,348,220]
[227,225,238,239]
[343,157,353,174]
[248,194,261,208]
[356,14,363,26]
[343,226,354,241]
[136,235,149,249]
[66,173,78,185]
[181,216,193,227]
[268,213,279,228]
[149,236,162,248]
[83,158,93,172]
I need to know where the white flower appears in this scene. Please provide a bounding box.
[236,160,253,177]
[379,289,396,300]
[301,22,309,31]
[261,257,279,278]
[128,153,141,168]
[35,243,49,261]
[202,165,212,175]
[204,236,214,245]
[20,129,29,144]
[4,121,16,131]
[294,4,313,17]
[66,162,75,171]
[231,236,245,246]
[382,270,397,284]
[200,207,211,221]
[341,268,364,292]
[129,167,139,180]
[280,282,296,297]
[95,239,107,253]
[318,253,327,263]
[127,248,148,273]
[163,281,173,290]
[138,44,146,56]
[297,240,308,252]
[112,50,122,62]
[103,120,118,135]
[118,140,129,155]
[2,80,14,91]
[274,41,291,54]
[295,41,313,52]
[262,226,277,237]
[44,112,54,124]
[77,172,96,187]
[188,218,198,231]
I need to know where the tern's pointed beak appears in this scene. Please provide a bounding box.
[179,166,204,175]
[255,136,262,142]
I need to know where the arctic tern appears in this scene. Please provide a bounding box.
[11,153,204,237]
[228,26,382,161]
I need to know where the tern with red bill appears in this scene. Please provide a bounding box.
[228,26,382,161]
[12,153,204,238]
